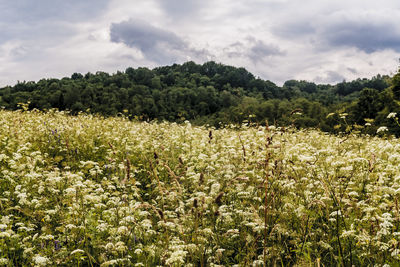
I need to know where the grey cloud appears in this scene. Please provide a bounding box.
[110,20,186,52]
[273,9,400,53]
[320,19,400,53]
[155,0,209,19]
[315,71,345,84]
[225,38,285,63]
[347,67,358,74]
[224,42,245,58]
[0,0,109,23]
[0,0,109,45]
[248,40,285,63]
[110,19,210,64]
[272,21,315,38]
[1,21,76,42]
[7,45,30,61]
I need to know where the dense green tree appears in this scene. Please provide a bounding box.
[352,88,384,123]
[0,61,396,134]
[392,71,400,100]
[64,85,80,109]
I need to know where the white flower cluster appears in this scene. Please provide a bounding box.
[1,109,400,266]
[377,126,388,133]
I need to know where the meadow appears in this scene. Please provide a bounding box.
[1,108,400,266]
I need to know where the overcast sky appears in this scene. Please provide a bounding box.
[1,0,400,86]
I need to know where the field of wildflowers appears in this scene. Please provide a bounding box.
[1,108,400,266]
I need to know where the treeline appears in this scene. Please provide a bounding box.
[0,61,399,134]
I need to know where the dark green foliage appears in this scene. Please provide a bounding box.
[0,61,396,134]
[392,72,400,100]
[352,88,384,123]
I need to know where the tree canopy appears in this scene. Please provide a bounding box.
[0,61,398,134]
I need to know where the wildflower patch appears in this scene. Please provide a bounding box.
[0,109,399,266]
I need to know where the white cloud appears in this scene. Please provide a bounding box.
[0,0,399,86]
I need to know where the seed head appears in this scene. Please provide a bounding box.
[156,209,164,219]
[215,192,224,206]
[199,173,204,185]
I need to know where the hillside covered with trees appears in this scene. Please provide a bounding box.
[0,61,399,134]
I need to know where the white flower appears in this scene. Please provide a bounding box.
[326,112,335,118]
[39,234,54,241]
[65,224,76,230]
[252,260,264,267]
[0,232,11,238]
[96,223,108,232]
[165,250,187,265]
[348,191,359,197]
[140,219,152,230]
[341,230,355,238]
[226,229,239,235]
[210,183,221,196]
[64,187,76,196]
[105,243,114,250]
[70,249,85,255]
[216,248,225,255]
[122,215,135,224]
[377,126,388,133]
[202,228,213,236]
[117,226,129,235]
[33,255,49,266]
[115,241,127,253]
[330,210,341,217]
[392,249,400,257]
[0,214,10,225]
[387,112,397,119]
[378,213,393,236]
[101,259,118,266]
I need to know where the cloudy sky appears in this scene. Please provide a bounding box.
[1,0,400,86]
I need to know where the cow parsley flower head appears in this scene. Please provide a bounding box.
[377,126,388,133]
[117,226,129,235]
[33,255,49,266]
[165,250,187,265]
[387,112,397,119]
[70,249,85,255]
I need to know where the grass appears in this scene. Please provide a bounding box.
[0,108,399,266]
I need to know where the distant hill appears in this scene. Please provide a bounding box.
[0,61,398,134]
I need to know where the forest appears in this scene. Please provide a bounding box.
[3,63,400,266]
[1,61,399,135]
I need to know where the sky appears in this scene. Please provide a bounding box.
[1,0,400,87]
